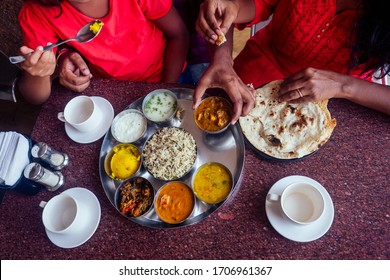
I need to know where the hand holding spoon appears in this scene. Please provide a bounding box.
[9,20,104,64]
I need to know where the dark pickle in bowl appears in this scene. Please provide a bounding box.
[194,96,232,133]
[115,177,154,218]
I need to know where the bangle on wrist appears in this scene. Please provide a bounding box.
[56,47,69,62]
[56,47,76,67]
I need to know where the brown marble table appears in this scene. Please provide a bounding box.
[1,79,389,260]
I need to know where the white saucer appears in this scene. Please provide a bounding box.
[45,187,101,249]
[265,175,334,242]
[64,96,114,144]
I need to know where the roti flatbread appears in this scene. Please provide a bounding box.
[239,80,336,159]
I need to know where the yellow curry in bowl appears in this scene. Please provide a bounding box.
[155,181,195,224]
[194,96,232,133]
[193,162,233,204]
[104,144,141,180]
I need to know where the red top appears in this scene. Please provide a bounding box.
[234,0,366,88]
[19,0,172,82]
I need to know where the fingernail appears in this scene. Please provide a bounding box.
[37,46,44,51]
[82,68,91,75]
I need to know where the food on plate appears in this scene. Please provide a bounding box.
[239,80,337,159]
[194,96,232,133]
[116,177,154,218]
[108,144,141,180]
[111,109,147,143]
[175,107,185,121]
[142,89,177,122]
[193,162,233,204]
[142,127,197,180]
[155,181,194,224]
[89,20,104,34]
[215,33,227,46]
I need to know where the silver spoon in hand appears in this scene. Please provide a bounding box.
[9,20,104,64]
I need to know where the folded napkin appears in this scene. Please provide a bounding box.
[0,131,30,186]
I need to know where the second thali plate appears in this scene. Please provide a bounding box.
[99,88,245,228]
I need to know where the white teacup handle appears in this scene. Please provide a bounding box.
[57,112,66,122]
[267,193,281,202]
[39,201,47,208]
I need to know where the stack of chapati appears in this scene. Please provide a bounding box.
[239,80,336,159]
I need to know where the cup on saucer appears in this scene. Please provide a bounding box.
[40,193,88,235]
[58,96,114,144]
[58,95,102,133]
[39,188,101,248]
[267,182,325,225]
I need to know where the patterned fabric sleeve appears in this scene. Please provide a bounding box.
[372,66,390,86]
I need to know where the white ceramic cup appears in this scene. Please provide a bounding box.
[39,194,86,234]
[57,95,101,132]
[267,182,325,225]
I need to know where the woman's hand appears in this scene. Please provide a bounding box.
[278,68,346,102]
[58,52,92,92]
[278,67,390,115]
[194,59,256,125]
[196,0,239,44]
[19,44,56,77]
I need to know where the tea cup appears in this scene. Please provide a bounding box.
[39,194,87,234]
[267,182,325,225]
[57,95,101,132]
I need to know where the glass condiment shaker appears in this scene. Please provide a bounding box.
[23,163,64,192]
[31,142,69,170]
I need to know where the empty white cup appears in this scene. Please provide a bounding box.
[267,182,325,225]
[57,95,101,132]
[39,194,86,234]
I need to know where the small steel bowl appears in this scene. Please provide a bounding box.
[115,176,155,218]
[111,109,147,143]
[104,143,142,181]
[192,162,233,204]
[154,181,195,224]
[194,96,233,134]
[142,89,178,123]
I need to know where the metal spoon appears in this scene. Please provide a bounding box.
[9,20,103,64]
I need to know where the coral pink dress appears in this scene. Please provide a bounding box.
[19,0,171,82]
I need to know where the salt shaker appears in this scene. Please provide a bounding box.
[31,142,69,170]
[23,163,64,192]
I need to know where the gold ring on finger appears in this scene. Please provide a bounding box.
[296,88,303,98]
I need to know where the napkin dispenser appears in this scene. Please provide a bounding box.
[0,132,69,204]
[0,132,43,197]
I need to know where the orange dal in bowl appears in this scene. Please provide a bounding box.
[155,181,194,224]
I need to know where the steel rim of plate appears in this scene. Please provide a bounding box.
[99,88,245,228]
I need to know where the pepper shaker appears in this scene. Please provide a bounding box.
[31,142,69,170]
[23,163,64,192]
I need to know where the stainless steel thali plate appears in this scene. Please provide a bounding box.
[99,88,245,228]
